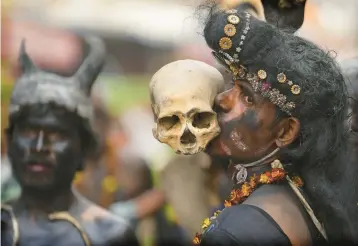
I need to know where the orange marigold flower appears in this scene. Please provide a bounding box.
[249,175,257,188]
[271,168,285,179]
[292,176,304,187]
[229,190,237,201]
[271,169,280,178]
[224,200,232,207]
[234,189,243,200]
[193,234,201,244]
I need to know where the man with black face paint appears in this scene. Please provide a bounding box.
[1,36,139,246]
[189,2,358,246]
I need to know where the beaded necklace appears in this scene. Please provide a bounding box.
[193,159,303,244]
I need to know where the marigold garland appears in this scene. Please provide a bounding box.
[193,163,303,245]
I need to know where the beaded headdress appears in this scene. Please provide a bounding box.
[210,9,301,116]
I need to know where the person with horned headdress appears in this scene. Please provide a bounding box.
[192,3,358,246]
[1,36,139,246]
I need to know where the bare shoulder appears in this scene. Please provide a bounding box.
[244,184,312,246]
[76,193,129,227]
[74,192,135,245]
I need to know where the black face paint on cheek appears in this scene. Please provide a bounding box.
[218,109,262,154]
[236,109,260,130]
[8,108,83,191]
[222,109,261,138]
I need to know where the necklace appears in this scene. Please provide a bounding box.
[230,148,280,185]
[193,159,303,245]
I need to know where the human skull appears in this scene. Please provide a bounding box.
[149,60,225,155]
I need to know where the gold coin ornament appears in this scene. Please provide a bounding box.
[291,85,301,95]
[224,24,237,37]
[219,37,233,50]
[277,73,287,83]
[227,15,240,25]
[258,70,267,80]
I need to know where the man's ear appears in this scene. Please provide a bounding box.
[275,117,300,148]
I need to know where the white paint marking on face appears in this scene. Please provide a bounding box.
[220,140,231,155]
[36,130,44,151]
[230,131,249,152]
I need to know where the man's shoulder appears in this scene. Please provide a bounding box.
[76,195,130,229]
[76,197,138,245]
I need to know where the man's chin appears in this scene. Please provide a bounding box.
[20,176,55,190]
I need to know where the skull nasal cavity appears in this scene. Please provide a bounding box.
[180,129,196,145]
[192,112,214,129]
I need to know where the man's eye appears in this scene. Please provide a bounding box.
[47,132,67,141]
[19,127,37,138]
[244,95,254,105]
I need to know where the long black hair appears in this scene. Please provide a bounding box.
[197,2,358,243]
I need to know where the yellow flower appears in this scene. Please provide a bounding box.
[201,218,211,230]
[259,174,270,183]
[213,210,221,217]
[241,183,251,196]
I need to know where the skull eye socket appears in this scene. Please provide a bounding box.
[192,112,215,129]
[158,115,180,130]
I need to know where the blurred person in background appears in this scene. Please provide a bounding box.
[75,89,165,224]
[1,16,83,203]
[159,152,231,240]
[296,0,358,61]
[1,32,139,245]
[106,102,191,246]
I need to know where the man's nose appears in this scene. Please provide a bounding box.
[214,89,232,113]
[30,131,50,153]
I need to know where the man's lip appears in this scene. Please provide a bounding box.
[26,161,54,172]
[27,163,52,172]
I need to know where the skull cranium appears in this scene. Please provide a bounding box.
[149,60,225,155]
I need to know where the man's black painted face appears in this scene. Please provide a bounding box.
[7,105,84,191]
